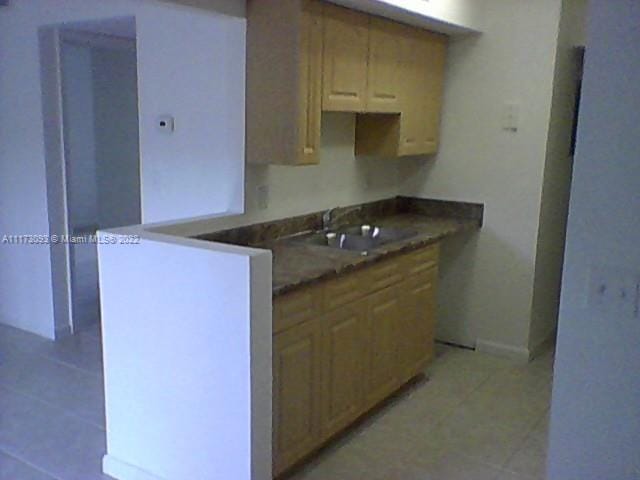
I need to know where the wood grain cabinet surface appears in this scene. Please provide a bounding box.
[321,3,370,112]
[320,301,367,439]
[246,0,323,166]
[365,286,403,407]
[272,316,323,476]
[356,27,448,157]
[365,17,406,113]
[272,243,439,477]
[247,0,448,165]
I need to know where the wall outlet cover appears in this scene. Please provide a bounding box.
[256,185,269,210]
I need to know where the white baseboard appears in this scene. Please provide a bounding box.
[475,338,531,363]
[103,455,166,480]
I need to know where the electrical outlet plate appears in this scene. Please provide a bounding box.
[256,185,269,210]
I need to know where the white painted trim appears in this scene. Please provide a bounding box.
[103,455,166,480]
[40,26,74,338]
[60,29,136,52]
[43,24,140,336]
[476,339,531,363]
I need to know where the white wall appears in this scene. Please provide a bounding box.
[548,1,640,478]
[99,230,271,480]
[529,0,588,354]
[136,6,245,223]
[0,0,244,338]
[152,113,401,237]
[398,0,564,354]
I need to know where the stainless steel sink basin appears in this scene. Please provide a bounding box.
[293,225,416,253]
[340,224,417,243]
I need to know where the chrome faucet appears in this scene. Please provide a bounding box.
[322,207,336,231]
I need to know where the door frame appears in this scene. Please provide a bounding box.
[40,26,136,338]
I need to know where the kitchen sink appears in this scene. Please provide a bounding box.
[340,224,417,243]
[293,225,417,253]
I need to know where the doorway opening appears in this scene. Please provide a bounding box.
[41,17,141,337]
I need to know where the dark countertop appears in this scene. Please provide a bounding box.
[195,197,483,296]
[268,214,478,295]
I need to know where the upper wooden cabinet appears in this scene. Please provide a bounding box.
[246,0,323,166]
[322,3,370,112]
[247,0,448,165]
[322,6,406,114]
[356,28,448,157]
[366,17,405,113]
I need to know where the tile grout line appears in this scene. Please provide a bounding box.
[0,382,106,431]
[0,446,64,480]
[36,351,104,379]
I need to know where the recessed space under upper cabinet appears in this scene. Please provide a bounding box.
[246,0,448,166]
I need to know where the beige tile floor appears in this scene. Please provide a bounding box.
[0,322,553,480]
[288,344,554,480]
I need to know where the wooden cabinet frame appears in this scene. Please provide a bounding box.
[272,243,439,476]
[247,0,448,165]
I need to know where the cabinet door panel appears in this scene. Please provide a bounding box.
[418,32,447,154]
[401,267,438,379]
[298,0,323,164]
[365,286,402,406]
[321,303,367,438]
[273,320,322,475]
[398,28,424,155]
[322,4,369,112]
[366,18,404,113]
[397,28,448,156]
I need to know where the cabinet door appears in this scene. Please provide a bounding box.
[320,302,367,439]
[366,17,404,113]
[400,267,438,380]
[398,29,447,156]
[273,319,322,475]
[322,3,369,112]
[397,28,425,156]
[417,32,447,154]
[297,0,323,165]
[365,286,402,407]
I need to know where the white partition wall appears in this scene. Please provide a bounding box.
[0,0,245,338]
[136,7,246,222]
[548,0,640,478]
[98,231,272,480]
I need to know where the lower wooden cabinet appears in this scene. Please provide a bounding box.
[320,301,367,438]
[400,267,438,380]
[272,318,322,476]
[273,243,439,477]
[365,286,402,407]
